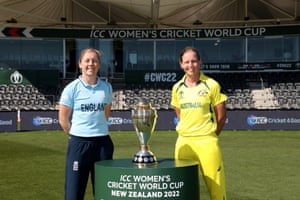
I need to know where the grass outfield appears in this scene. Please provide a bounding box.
[0,130,299,200]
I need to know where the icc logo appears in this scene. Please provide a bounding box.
[10,71,23,84]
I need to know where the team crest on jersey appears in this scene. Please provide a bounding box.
[197,89,208,97]
[178,91,184,100]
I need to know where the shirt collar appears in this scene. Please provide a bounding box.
[180,72,203,86]
[78,75,100,88]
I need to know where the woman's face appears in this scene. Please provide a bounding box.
[79,50,100,77]
[180,49,201,76]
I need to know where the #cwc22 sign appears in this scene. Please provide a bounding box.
[1,25,300,39]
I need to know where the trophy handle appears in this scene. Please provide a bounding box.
[150,109,157,133]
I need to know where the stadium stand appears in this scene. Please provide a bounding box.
[0,71,299,111]
[111,71,300,111]
[0,84,56,111]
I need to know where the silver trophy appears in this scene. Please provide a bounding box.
[132,99,158,165]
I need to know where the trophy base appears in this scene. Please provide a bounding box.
[133,150,157,165]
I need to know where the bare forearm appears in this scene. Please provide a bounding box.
[59,120,71,135]
[216,116,226,136]
[214,102,226,136]
[58,105,72,136]
[105,103,112,120]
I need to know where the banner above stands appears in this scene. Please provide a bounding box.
[201,62,300,71]
[1,25,300,39]
[125,62,300,84]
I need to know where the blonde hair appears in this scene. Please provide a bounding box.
[78,48,101,64]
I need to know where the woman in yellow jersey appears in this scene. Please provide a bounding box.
[171,46,227,200]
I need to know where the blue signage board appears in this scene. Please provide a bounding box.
[7,110,299,132]
[0,111,17,132]
[20,111,61,131]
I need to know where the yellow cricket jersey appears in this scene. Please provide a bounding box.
[171,72,227,136]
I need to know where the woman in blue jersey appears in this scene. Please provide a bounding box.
[59,48,114,200]
[171,46,227,200]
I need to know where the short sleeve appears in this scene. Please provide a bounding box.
[210,80,227,106]
[171,84,179,108]
[59,84,74,108]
